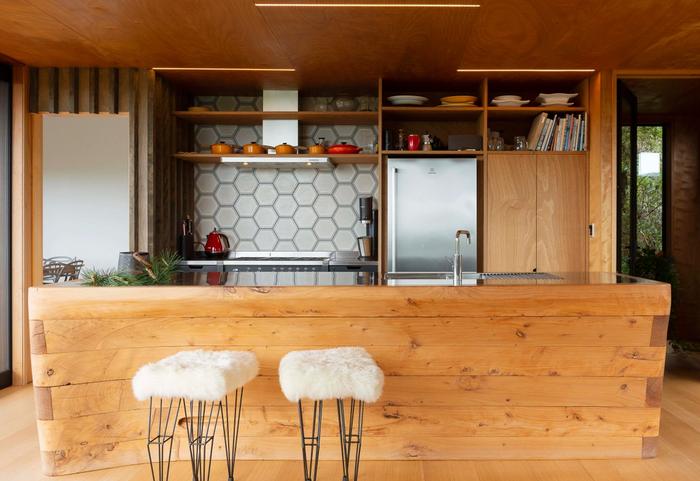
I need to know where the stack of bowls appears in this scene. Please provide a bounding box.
[491,95,529,107]
[439,95,478,107]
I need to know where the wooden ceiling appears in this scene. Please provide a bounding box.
[623,78,700,115]
[2,1,700,90]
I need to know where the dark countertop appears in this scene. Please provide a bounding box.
[173,271,660,287]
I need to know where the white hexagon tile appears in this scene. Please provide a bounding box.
[192,95,378,252]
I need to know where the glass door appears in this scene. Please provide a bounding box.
[617,80,638,274]
[0,64,11,389]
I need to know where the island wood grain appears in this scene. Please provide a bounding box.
[28,282,670,474]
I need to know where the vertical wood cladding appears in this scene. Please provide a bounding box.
[31,67,149,253]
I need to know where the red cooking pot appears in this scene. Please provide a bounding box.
[327,142,362,154]
[204,229,230,257]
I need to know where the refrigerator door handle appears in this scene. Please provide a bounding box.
[389,167,398,271]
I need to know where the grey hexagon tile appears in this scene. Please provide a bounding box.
[214,184,237,205]
[311,126,336,143]
[236,240,257,251]
[234,126,261,145]
[196,195,218,217]
[215,207,238,228]
[254,229,277,250]
[218,229,237,246]
[234,218,258,240]
[354,126,377,148]
[274,195,297,217]
[333,164,357,183]
[254,168,277,183]
[293,184,318,206]
[313,218,336,240]
[274,218,298,240]
[313,195,337,217]
[214,165,238,183]
[197,218,217,241]
[354,173,377,196]
[234,172,257,194]
[333,184,357,206]
[333,230,357,250]
[254,184,277,206]
[334,206,356,228]
[275,241,297,252]
[334,125,357,138]
[195,128,218,151]
[273,171,297,194]
[293,229,316,251]
[254,206,277,228]
[293,169,317,183]
[196,163,215,173]
[313,172,336,195]
[197,172,218,194]
[293,206,316,229]
[356,163,375,172]
[215,125,238,138]
[234,195,257,217]
[196,96,216,106]
[353,222,366,237]
[215,96,239,111]
[315,240,336,252]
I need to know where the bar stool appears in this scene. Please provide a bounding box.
[279,347,384,481]
[132,349,259,481]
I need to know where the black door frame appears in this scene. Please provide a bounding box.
[616,80,639,274]
[0,63,11,389]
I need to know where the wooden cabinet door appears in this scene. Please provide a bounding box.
[536,154,588,272]
[485,154,537,272]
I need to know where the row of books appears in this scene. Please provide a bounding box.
[526,112,587,151]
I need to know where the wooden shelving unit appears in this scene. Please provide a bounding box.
[381,150,483,156]
[173,152,379,164]
[487,106,587,119]
[381,106,483,121]
[173,110,378,125]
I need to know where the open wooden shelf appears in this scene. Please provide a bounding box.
[486,106,587,119]
[173,110,378,125]
[382,106,483,121]
[173,152,378,164]
[486,150,588,155]
[382,150,483,156]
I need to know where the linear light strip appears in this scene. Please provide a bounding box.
[153,67,296,72]
[457,69,596,73]
[256,3,480,7]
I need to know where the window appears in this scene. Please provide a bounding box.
[619,124,667,274]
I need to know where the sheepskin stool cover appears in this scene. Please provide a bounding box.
[132,350,259,402]
[279,347,384,403]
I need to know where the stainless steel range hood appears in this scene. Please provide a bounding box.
[220,156,333,168]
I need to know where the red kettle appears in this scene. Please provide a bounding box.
[204,229,230,257]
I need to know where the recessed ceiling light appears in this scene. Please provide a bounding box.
[457,69,595,73]
[256,3,480,7]
[152,67,295,72]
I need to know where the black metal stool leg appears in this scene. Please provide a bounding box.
[298,400,323,481]
[146,397,181,481]
[183,399,221,481]
[221,388,244,481]
[337,399,365,481]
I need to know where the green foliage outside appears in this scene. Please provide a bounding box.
[81,250,182,286]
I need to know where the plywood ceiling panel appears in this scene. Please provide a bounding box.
[2,1,700,89]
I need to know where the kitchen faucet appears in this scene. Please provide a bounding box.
[453,229,471,286]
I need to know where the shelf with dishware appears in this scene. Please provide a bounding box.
[173,110,378,125]
[173,152,379,164]
[381,149,483,156]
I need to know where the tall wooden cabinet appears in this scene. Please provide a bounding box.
[485,153,588,272]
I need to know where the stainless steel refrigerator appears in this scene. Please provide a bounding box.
[387,157,477,272]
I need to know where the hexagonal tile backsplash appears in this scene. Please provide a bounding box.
[195,164,378,252]
[193,96,379,252]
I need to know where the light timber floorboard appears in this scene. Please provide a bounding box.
[1,353,698,481]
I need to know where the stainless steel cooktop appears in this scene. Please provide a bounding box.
[179,251,377,272]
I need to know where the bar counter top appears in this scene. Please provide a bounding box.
[28,273,670,475]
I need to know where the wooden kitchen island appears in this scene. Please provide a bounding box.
[28,273,670,475]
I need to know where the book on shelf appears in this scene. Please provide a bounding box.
[527,112,587,151]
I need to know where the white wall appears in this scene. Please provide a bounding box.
[42,114,129,270]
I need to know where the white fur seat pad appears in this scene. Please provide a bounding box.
[132,350,259,401]
[279,347,384,403]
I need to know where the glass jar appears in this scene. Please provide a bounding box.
[514,136,528,151]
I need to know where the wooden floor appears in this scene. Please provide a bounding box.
[2,353,699,481]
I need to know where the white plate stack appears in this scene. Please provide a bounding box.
[387,95,430,106]
[491,95,530,107]
[536,93,578,107]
